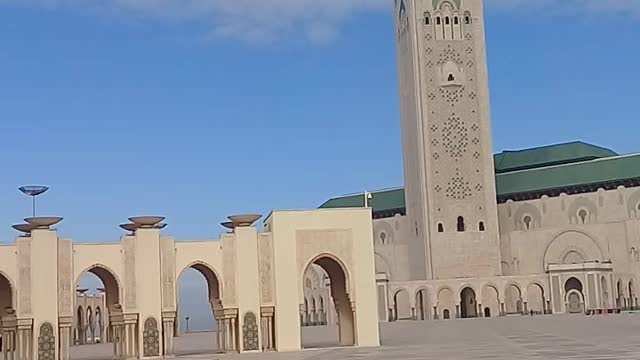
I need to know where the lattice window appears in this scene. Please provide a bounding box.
[438,46,462,65]
[442,115,469,159]
[430,124,439,132]
[435,185,442,193]
[431,138,439,146]
[426,60,434,68]
[472,138,479,145]
[465,33,473,40]
[469,91,477,100]
[446,176,472,200]
[428,93,436,101]
[433,152,441,160]
[471,124,479,131]
[473,151,480,159]
[475,183,483,192]
[466,60,474,68]
[466,46,473,54]
[440,87,464,104]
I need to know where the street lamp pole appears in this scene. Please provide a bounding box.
[185,317,190,334]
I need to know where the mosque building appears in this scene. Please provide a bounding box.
[315,0,640,321]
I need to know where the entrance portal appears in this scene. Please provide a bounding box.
[301,256,354,349]
[175,263,222,356]
[565,277,584,314]
[460,288,477,318]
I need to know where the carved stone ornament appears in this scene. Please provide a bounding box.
[38,323,56,360]
[242,312,259,351]
[143,317,160,357]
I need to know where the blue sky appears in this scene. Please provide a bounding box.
[1,0,639,330]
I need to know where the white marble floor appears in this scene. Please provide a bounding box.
[71,314,640,359]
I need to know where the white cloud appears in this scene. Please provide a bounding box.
[2,0,639,45]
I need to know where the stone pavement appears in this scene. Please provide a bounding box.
[72,314,640,359]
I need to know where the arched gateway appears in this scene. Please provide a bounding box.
[0,209,379,359]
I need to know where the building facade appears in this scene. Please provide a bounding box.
[321,0,640,321]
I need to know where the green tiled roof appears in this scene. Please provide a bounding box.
[496,153,640,198]
[494,141,617,174]
[320,142,640,213]
[320,188,405,213]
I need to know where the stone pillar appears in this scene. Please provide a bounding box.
[500,303,505,316]
[1,309,17,360]
[123,314,138,359]
[162,312,176,358]
[523,302,528,315]
[16,319,33,360]
[455,305,460,319]
[433,306,438,320]
[58,317,73,360]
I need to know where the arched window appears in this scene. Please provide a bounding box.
[438,223,444,233]
[445,17,450,25]
[479,222,485,232]
[523,215,532,230]
[447,73,455,82]
[457,217,465,232]
[425,17,430,25]
[465,16,470,24]
[436,17,441,25]
[578,209,588,224]
[454,17,459,25]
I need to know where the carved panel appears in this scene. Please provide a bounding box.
[123,237,136,309]
[160,237,176,310]
[17,239,31,315]
[222,236,237,305]
[143,317,160,357]
[242,312,259,351]
[258,235,274,303]
[38,323,55,360]
[58,239,73,316]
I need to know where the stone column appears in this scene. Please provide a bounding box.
[477,304,483,317]
[122,314,139,360]
[523,302,528,315]
[16,319,33,360]
[162,312,176,358]
[58,317,73,360]
[433,306,438,320]
[455,305,460,319]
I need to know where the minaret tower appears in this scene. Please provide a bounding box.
[394,0,502,280]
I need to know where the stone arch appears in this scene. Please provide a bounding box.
[437,287,455,320]
[513,203,541,230]
[564,277,584,313]
[459,287,477,318]
[414,287,431,320]
[303,264,323,290]
[526,282,545,314]
[75,264,121,311]
[177,261,222,304]
[543,231,604,270]
[481,284,500,318]
[0,270,14,312]
[301,255,354,347]
[457,283,477,299]
[568,197,598,224]
[561,248,586,264]
[393,288,412,320]
[374,252,392,278]
[301,253,351,299]
[504,283,523,314]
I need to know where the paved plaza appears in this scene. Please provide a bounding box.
[70,314,640,359]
